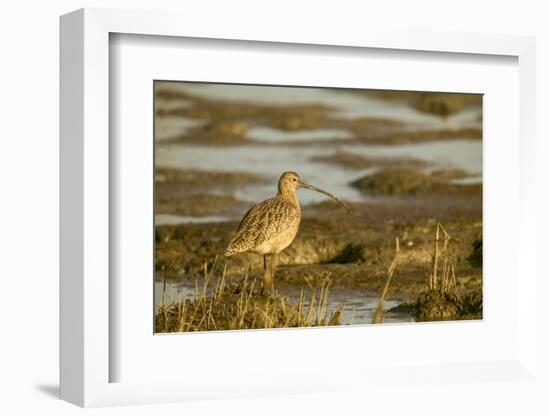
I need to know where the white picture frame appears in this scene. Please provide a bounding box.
[60,7,538,408]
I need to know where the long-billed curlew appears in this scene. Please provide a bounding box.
[224,171,351,293]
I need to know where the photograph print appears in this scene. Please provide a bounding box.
[154,81,483,333]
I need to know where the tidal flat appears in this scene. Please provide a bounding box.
[153,82,483,331]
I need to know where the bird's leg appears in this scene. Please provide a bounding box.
[269,253,277,295]
[263,254,274,294]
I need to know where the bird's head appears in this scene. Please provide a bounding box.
[277,171,352,214]
[278,171,302,192]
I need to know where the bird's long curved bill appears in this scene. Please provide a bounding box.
[300,182,352,214]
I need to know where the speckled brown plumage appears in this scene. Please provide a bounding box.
[224,171,351,292]
[224,195,301,257]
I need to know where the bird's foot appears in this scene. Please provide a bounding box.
[260,286,278,299]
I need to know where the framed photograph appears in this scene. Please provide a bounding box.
[60,8,537,407]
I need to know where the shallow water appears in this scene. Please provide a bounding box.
[156,143,370,205]
[156,139,481,209]
[247,126,353,143]
[450,176,483,185]
[166,83,481,129]
[155,116,207,142]
[341,140,482,174]
[156,214,230,225]
[154,280,413,327]
[155,97,192,112]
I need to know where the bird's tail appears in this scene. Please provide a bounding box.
[225,237,247,257]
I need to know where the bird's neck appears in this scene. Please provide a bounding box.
[277,189,300,209]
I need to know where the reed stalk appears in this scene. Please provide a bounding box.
[428,223,456,294]
[372,237,400,324]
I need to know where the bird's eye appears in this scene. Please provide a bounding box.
[292,178,297,182]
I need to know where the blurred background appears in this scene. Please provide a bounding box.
[155,82,482,224]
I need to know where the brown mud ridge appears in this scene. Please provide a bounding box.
[155,168,267,216]
[351,168,481,197]
[351,90,482,116]
[155,199,482,299]
[352,127,481,145]
[155,87,482,146]
[156,167,265,188]
[390,289,483,321]
[413,93,482,117]
[155,166,481,218]
[311,152,430,170]
[156,87,333,131]
[156,88,336,145]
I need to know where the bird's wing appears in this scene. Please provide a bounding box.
[225,198,299,255]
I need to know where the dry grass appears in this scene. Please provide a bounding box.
[371,222,482,323]
[428,223,458,293]
[372,237,401,324]
[156,222,482,330]
[414,223,482,322]
[155,256,346,333]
